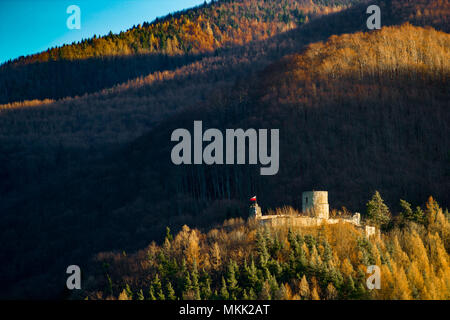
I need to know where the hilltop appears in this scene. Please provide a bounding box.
[80,197,450,300]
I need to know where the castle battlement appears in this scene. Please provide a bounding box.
[250,191,376,237]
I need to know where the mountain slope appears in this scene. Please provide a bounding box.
[0,0,359,104]
[1,21,449,299]
[2,0,449,151]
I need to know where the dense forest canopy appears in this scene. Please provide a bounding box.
[0,0,358,104]
[6,0,359,64]
[81,196,449,300]
[2,0,448,104]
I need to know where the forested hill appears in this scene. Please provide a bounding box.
[0,0,449,300]
[81,200,450,300]
[6,0,361,64]
[0,0,360,104]
[1,0,448,105]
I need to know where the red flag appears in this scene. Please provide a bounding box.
[250,196,256,202]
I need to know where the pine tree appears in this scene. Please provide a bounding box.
[299,275,310,299]
[166,281,177,300]
[311,287,320,300]
[297,243,307,269]
[105,274,113,297]
[191,260,201,300]
[287,228,296,248]
[392,266,412,300]
[346,275,356,298]
[182,270,195,300]
[326,283,337,300]
[248,287,257,300]
[148,285,156,300]
[210,242,222,270]
[246,258,260,291]
[322,240,332,263]
[125,283,133,300]
[227,260,239,299]
[259,280,272,300]
[220,277,229,299]
[202,276,212,299]
[256,229,270,267]
[268,274,279,298]
[270,260,282,278]
[180,258,187,275]
[356,283,367,299]
[165,226,173,242]
[274,282,287,300]
[366,191,391,228]
[400,199,424,224]
[118,289,130,300]
[152,274,165,300]
[242,289,249,300]
[136,289,145,300]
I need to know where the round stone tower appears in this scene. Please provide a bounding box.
[302,191,329,219]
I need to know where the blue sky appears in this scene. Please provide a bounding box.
[0,0,209,64]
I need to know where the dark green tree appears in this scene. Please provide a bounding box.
[166,281,176,300]
[152,274,165,300]
[227,260,239,299]
[366,191,391,228]
[220,277,229,299]
[191,260,201,300]
[400,199,424,224]
[136,289,144,300]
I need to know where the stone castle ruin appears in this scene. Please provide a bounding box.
[249,191,376,237]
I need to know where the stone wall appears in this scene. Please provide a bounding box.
[258,214,361,228]
[259,215,328,227]
[255,212,376,237]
